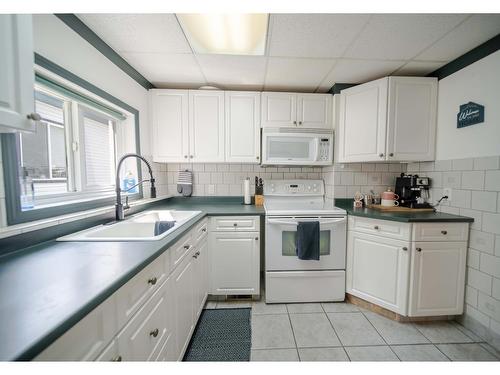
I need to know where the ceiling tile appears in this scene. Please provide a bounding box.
[264,57,336,92]
[269,14,370,58]
[416,14,500,61]
[393,61,446,76]
[321,59,405,85]
[196,55,267,89]
[121,53,206,88]
[77,14,191,54]
[344,14,468,60]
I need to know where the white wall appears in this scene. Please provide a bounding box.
[436,50,500,160]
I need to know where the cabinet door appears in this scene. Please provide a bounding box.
[0,15,36,133]
[338,78,388,162]
[189,90,225,162]
[296,93,332,129]
[172,254,195,360]
[261,92,297,128]
[225,91,261,163]
[346,231,409,315]
[193,239,209,318]
[386,77,437,162]
[408,241,466,317]
[210,232,260,295]
[151,90,189,162]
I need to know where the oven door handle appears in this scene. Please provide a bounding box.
[267,217,346,226]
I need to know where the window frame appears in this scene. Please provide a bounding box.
[1,54,143,225]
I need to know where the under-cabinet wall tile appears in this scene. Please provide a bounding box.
[474,156,500,171]
[442,172,462,189]
[361,163,376,172]
[480,253,500,279]
[478,293,500,322]
[466,286,479,308]
[434,160,453,171]
[483,213,500,235]
[469,229,495,254]
[467,267,492,295]
[462,171,485,190]
[471,191,497,212]
[467,248,480,270]
[375,163,389,172]
[419,161,435,172]
[485,171,500,191]
[450,189,471,208]
[453,158,474,171]
[459,208,482,230]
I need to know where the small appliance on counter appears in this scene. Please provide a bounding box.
[254,176,264,206]
[394,173,432,208]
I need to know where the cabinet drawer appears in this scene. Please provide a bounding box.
[95,340,120,362]
[115,255,166,328]
[210,216,260,232]
[412,223,469,242]
[170,232,193,269]
[348,216,411,241]
[117,277,172,361]
[193,218,208,245]
[35,296,116,361]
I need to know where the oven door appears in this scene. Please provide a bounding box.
[265,216,346,271]
[262,133,320,165]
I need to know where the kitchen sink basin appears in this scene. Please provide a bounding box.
[57,210,201,242]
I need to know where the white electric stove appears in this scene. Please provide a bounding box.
[264,180,347,303]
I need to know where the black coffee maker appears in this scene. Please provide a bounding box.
[394,173,432,208]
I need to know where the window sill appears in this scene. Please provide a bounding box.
[0,194,172,240]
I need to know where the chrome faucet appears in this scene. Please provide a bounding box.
[115,153,156,221]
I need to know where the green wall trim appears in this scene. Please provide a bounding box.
[329,83,357,94]
[428,33,500,80]
[1,54,144,226]
[54,14,155,90]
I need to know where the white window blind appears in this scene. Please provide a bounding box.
[82,114,115,188]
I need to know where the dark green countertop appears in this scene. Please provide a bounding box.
[0,197,264,361]
[335,199,474,223]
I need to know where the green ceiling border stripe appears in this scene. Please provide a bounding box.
[427,33,500,80]
[54,14,155,90]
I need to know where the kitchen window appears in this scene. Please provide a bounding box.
[1,56,142,225]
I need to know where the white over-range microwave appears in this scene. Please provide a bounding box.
[261,128,334,166]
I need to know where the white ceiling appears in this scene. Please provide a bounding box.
[77,13,500,92]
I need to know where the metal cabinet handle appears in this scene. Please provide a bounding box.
[441,230,448,235]
[402,247,408,251]
[293,121,297,125]
[148,277,157,285]
[299,121,303,125]
[150,328,159,338]
[256,156,260,160]
[184,155,188,159]
[255,237,258,241]
[416,247,422,252]
[193,251,200,259]
[379,153,384,157]
[201,228,207,232]
[233,223,238,227]
[190,155,193,159]
[389,153,394,157]
[112,355,122,362]
[27,113,41,121]
[374,225,379,230]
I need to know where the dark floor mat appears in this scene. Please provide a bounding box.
[183,308,251,361]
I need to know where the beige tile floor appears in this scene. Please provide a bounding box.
[203,297,500,361]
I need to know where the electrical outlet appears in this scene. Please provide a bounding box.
[443,187,452,202]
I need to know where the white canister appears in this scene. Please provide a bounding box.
[243,178,251,205]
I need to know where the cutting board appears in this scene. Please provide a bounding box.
[367,204,435,212]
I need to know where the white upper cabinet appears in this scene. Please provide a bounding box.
[386,77,437,161]
[261,92,332,129]
[337,76,437,163]
[188,91,225,163]
[338,78,388,162]
[151,90,189,163]
[297,93,332,129]
[0,15,37,133]
[261,92,296,127]
[225,91,261,163]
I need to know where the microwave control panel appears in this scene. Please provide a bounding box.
[318,138,331,161]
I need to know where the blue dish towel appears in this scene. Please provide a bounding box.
[154,221,176,236]
[295,221,320,261]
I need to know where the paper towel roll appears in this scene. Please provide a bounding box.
[243,177,251,205]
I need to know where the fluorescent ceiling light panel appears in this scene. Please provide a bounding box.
[177,14,268,55]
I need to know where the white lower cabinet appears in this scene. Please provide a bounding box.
[209,216,260,296]
[408,241,467,317]
[347,231,410,315]
[346,219,469,317]
[35,217,213,362]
